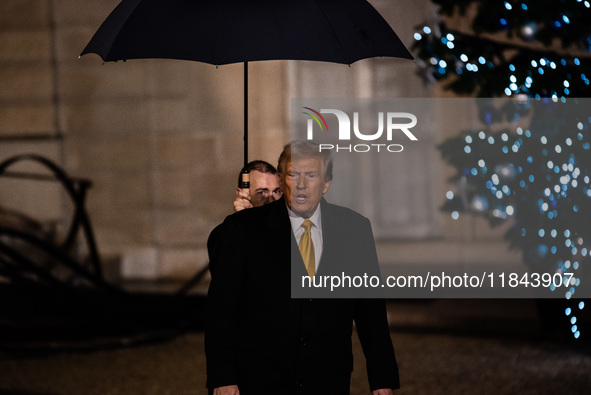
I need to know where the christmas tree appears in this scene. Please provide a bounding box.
[413,0,591,339]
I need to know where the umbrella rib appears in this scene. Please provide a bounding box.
[110,0,147,60]
[90,0,146,61]
[214,0,224,66]
[314,0,349,64]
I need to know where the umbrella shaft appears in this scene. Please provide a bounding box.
[244,61,248,168]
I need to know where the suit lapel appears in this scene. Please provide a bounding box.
[289,219,308,281]
[263,198,308,279]
[317,199,337,277]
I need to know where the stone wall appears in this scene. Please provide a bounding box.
[0,0,521,283]
[0,0,64,232]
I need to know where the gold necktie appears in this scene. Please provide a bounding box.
[299,219,315,278]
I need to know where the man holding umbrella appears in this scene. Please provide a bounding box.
[206,141,399,395]
[81,2,411,393]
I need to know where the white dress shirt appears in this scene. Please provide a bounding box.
[288,204,323,272]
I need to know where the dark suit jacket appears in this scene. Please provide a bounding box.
[205,197,399,395]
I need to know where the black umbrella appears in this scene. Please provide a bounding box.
[80,0,413,166]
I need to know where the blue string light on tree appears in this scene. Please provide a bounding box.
[412,0,591,97]
[439,104,590,338]
[416,0,591,339]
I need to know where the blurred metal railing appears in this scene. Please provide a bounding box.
[0,154,108,288]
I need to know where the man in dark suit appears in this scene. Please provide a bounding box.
[208,160,281,262]
[206,141,399,395]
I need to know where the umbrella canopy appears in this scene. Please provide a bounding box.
[81,0,413,65]
[80,0,413,166]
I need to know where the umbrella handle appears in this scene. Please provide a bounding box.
[239,170,250,190]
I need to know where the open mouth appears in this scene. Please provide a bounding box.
[294,194,307,204]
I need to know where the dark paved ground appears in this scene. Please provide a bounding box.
[1,330,590,395]
[1,297,590,394]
